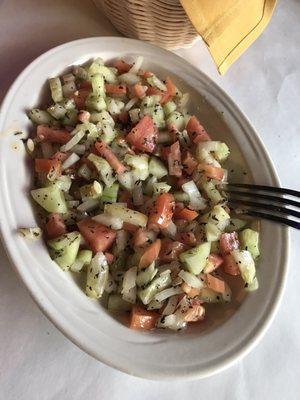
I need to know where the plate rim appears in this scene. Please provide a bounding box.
[0,36,290,380]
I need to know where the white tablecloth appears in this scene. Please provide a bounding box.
[0,1,299,398]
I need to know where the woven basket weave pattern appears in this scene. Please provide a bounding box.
[96,0,198,49]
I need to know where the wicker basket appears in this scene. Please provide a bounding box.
[94,0,199,49]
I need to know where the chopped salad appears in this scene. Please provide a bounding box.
[23,56,260,331]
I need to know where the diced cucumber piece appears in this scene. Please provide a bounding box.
[142,104,165,128]
[86,94,107,111]
[239,229,260,259]
[138,271,171,305]
[179,242,211,275]
[73,65,88,80]
[87,154,116,187]
[77,249,93,265]
[48,232,81,271]
[201,205,230,231]
[136,262,158,288]
[226,218,248,233]
[108,294,132,312]
[143,175,157,196]
[215,142,230,162]
[106,98,124,115]
[80,181,103,201]
[31,187,67,213]
[149,156,168,179]
[62,109,78,126]
[201,180,223,204]
[117,171,135,191]
[231,249,256,285]
[28,109,53,125]
[47,104,66,120]
[245,276,259,292]
[141,95,161,109]
[49,77,63,103]
[86,252,109,299]
[205,222,222,242]
[153,182,171,195]
[89,64,117,83]
[146,75,167,91]
[101,182,119,203]
[163,101,177,116]
[166,111,185,131]
[124,154,149,172]
[173,191,190,202]
[198,286,231,303]
[101,123,116,144]
[91,73,105,97]
[59,98,76,110]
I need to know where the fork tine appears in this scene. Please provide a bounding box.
[226,183,300,198]
[228,198,300,218]
[233,209,300,230]
[224,189,300,208]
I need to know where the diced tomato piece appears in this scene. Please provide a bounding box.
[176,232,197,246]
[168,141,182,177]
[45,213,67,239]
[79,81,92,89]
[114,59,132,74]
[51,152,69,162]
[148,193,175,229]
[139,239,161,269]
[146,86,170,104]
[159,239,186,262]
[133,228,157,248]
[161,146,171,161]
[77,110,91,123]
[94,140,126,174]
[70,89,90,109]
[122,222,139,232]
[186,116,211,143]
[173,207,198,221]
[165,76,177,97]
[181,282,201,298]
[223,254,240,275]
[197,163,224,181]
[104,252,114,264]
[206,274,226,294]
[77,218,116,253]
[105,83,127,95]
[183,301,205,322]
[126,115,158,153]
[204,254,224,273]
[220,232,240,255]
[35,158,62,179]
[129,305,159,330]
[132,83,146,98]
[182,150,197,175]
[173,218,188,228]
[37,125,71,144]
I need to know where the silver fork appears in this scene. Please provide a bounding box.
[222,183,300,229]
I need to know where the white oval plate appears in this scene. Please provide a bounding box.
[0,37,289,380]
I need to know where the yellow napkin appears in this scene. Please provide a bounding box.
[180,0,276,74]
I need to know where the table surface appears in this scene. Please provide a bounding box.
[0,0,299,399]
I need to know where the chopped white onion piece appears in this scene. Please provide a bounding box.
[92,213,123,230]
[178,270,204,289]
[116,229,129,252]
[154,287,183,302]
[61,130,85,152]
[70,259,84,273]
[161,220,177,239]
[157,314,187,330]
[122,266,137,303]
[77,198,99,212]
[62,153,80,170]
[182,180,207,211]
[177,93,190,110]
[125,97,138,112]
[105,273,117,294]
[78,164,92,180]
[129,56,144,74]
[150,75,167,91]
[119,72,140,85]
